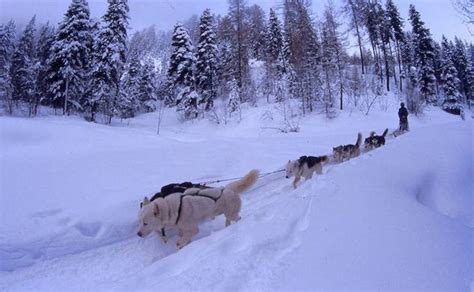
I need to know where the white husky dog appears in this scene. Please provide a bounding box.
[286,156,328,189]
[137,169,259,249]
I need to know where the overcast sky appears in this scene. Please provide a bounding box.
[0,0,472,43]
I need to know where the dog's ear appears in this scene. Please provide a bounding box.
[153,204,160,217]
[143,197,150,206]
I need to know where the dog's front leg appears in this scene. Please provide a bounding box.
[176,226,199,250]
[293,176,301,189]
[157,228,168,244]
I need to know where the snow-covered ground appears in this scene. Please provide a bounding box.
[0,101,472,291]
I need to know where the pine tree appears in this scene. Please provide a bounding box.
[117,53,140,118]
[217,40,235,94]
[10,16,36,110]
[91,0,129,124]
[267,9,283,65]
[466,59,474,104]
[0,21,16,114]
[264,8,284,101]
[228,0,250,98]
[363,0,383,80]
[432,41,443,95]
[167,24,198,119]
[343,0,366,74]
[441,58,463,113]
[321,3,345,114]
[453,37,470,101]
[283,0,322,114]
[47,0,93,115]
[386,0,405,91]
[246,4,267,60]
[35,23,55,109]
[227,79,240,115]
[409,5,437,103]
[196,9,218,111]
[137,60,157,112]
[216,15,236,95]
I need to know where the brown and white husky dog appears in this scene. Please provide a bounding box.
[286,155,328,189]
[333,133,362,162]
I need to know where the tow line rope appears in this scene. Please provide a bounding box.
[198,169,286,186]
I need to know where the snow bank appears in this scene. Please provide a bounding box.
[0,104,472,291]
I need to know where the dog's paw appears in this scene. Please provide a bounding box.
[161,237,168,244]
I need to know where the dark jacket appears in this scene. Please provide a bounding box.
[398,106,408,121]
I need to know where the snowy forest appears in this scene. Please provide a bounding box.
[0,0,473,124]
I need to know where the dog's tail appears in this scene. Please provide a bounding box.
[225,169,260,194]
[382,128,389,137]
[355,132,362,148]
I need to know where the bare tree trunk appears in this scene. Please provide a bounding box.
[381,43,390,92]
[349,0,365,75]
[388,41,398,91]
[64,78,69,116]
[395,39,403,92]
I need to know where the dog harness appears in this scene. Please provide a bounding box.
[175,188,224,225]
[298,156,326,169]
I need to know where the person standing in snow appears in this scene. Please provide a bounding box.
[398,102,409,131]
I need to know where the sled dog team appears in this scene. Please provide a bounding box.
[137,129,389,249]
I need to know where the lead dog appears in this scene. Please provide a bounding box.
[137,169,259,249]
[333,133,362,162]
[139,182,210,242]
[286,155,328,189]
[364,128,388,150]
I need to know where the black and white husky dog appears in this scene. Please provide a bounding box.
[364,128,389,150]
[286,155,328,189]
[333,133,362,162]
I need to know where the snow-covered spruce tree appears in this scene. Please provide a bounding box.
[10,16,36,113]
[35,23,55,111]
[228,0,250,100]
[466,54,474,104]
[453,37,471,102]
[409,5,437,103]
[246,4,267,60]
[283,0,322,114]
[216,15,236,96]
[320,14,338,118]
[90,0,129,124]
[227,79,241,118]
[0,21,16,114]
[432,41,443,95]
[47,0,92,115]
[117,53,140,118]
[321,3,346,113]
[166,24,198,120]
[264,8,284,102]
[196,9,218,111]
[216,40,235,96]
[267,8,283,66]
[441,58,463,114]
[137,60,157,113]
